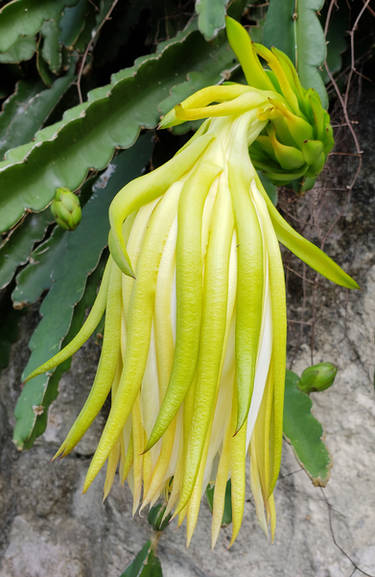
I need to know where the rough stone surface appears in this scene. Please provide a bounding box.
[0,86,374,577]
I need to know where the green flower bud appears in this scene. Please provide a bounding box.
[147,503,171,532]
[298,362,337,393]
[238,42,335,191]
[51,187,82,231]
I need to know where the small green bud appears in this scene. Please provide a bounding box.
[147,503,171,532]
[298,362,337,394]
[51,187,82,230]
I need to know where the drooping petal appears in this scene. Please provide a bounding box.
[142,221,177,507]
[211,402,233,547]
[245,252,272,450]
[251,180,287,493]
[250,433,268,536]
[145,159,222,451]
[176,171,234,513]
[24,258,111,383]
[185,432,211,546]
[255,174,359,289]
[228,113,265,432]
[250,365,277,535]
[109,133,214,277]
[131,393,145,514]
[54,258,122,458]
[83,184,181,491]
[103,359,123,499]
[229,412,247,546]
[103,440,121,501]
[120,430,133,485]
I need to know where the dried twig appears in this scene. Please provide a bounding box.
[363,0,375,18]
[321,488,375,577]
[320,0,368,251]
[289,0,370,361]
[76,0,120,104]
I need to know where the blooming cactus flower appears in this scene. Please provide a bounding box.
[25,17,358,546]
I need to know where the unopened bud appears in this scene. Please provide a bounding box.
[298,362,337,393]
[51,187,82,230]
[147,503,171,532]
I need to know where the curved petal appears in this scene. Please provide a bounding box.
[109,133,214,276]
[256,174,359,289]
[83,184,181,491]
[145,160,222,452]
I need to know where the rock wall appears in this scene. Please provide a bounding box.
[0,86,374,577]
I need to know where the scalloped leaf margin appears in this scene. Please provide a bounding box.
[0,22,236,233]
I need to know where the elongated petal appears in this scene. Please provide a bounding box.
[131,394,144,513]
[120,431,133,484]
[83,185,181,491]
[228,114,264,432]
[251,180,287,493]
[225,16,274,91]
[245,259,272,449]
[176,173,233,512]
[250,433,268,536]
[186,433,211,546]
[103,359,123,500]
[160,84,251,128]
[173,91,271,123]
[121,201,159,319]
[255,175,359,289]
[229,418,247,546]
[211,414,232,547]
[145,160,222,451]
[154,219,177,395]
[254,43,300,116]
[250,363,276,536]
[103,440,121,501]
[140,324,161,490]
[141,219,178,507]
[203,326,235,491]
[109,133,214,276]
[162,413,184,520]
[141,325,160,438]
[24,259,111,382]
[55,259,122,458]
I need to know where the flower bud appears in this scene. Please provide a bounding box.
[147,503,171,532]
[51,187,82,230]
[298,362,337,393]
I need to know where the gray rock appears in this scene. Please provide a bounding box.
[1,516,87,577]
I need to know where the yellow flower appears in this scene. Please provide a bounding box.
[25,17,358,546]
